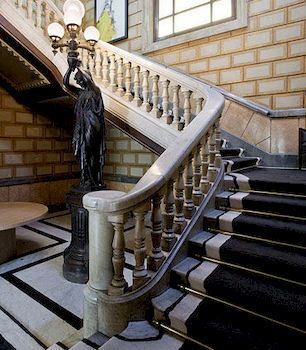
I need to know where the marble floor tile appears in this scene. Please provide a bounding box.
[0,309,45,350]
[0,277,78,347]
[43,215,72,231]
[0,243,68,275]
[27,221,71,241]
[14,256,85,318]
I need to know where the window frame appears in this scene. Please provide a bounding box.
[142,0,248,53]
[154,0,237,41]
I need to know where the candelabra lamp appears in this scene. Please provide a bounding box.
[48,0,106,284]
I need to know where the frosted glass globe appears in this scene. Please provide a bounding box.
[47,22,65,39]
[84,26,100,42]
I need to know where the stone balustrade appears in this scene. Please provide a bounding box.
[5,0,225,336]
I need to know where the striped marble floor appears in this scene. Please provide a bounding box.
[0,211,139,350]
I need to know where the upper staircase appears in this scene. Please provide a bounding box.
[1,1,305,349]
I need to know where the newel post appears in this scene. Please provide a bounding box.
[82,190,125,338]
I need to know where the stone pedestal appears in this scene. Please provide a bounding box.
[63,185,105,284]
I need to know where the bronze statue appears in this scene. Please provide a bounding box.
[64,57,106,189]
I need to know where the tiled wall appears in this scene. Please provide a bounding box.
[104,124,158,180]
[85,0,306,110]
[0,85,79,204]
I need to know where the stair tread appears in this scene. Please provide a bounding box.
[216,191,306,217]
[171,258,306,330]
[190,232,306,284]
[233,167,306,195]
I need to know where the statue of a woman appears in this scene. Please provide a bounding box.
[64,57,106,189]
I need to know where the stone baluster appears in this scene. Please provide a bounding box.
[94,48,102,79]
[124,61,133,101]
[141,69,151,112]
[207,128,217,183]
[184,154,195,219]
[173,166,187,234]
[214,118,222,169]
[27,0,33,21]
[44,4,51,29]
[147,194,165,271]
[102,50,109,87]
[83,49,89,70]
[192,143,203,206]
[116,57,124,96]
[109,54,117,92]
[88,54,95,76]
[172,85,182,130]
[108,215,128,296]
[16,0,22,8]
[182,89,192,126]
[161,179,177,252]
[151,75,161,118]
[195,96,204,115]
[132,65,142,106]
[200,135,210,195]
[36,0,42,29]
[161,79,171,124]
[133,201,151,289]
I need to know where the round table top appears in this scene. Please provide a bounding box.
[0,202,48,231]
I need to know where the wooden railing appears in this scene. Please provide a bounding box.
[3,0,225,336]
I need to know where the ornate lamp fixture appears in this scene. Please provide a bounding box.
[47,0,100,58]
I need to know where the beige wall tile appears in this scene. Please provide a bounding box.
[163,52,180,65]
[273,93,304,108]
[209,56,231,70]
[273,58,304,76]
[288,2,306,22]
[231,82,256,96]
[0,110,14,122]
[273,0,304,9]
[220,68,243,84]
[0,168,12,179]
[232,51,257,66]
[200,72,219,85]
[258,9,286,29]
[4,125,24,137]
[273,22,304,43]
[244,63,272,80]
[200,42,220,58]
[189,60,208,73]
[250,0,273,16]
[289,39,306,57]
[257,78,287,94]
[15,112,33,124]
[4,154,23,165]
[14,140,34,151]
[245,30,273,49]
[288,75,306,91]
[15,167,33,177]
[258,44,287,62]
[0,139,12,151]
[221,36,243,54]
[180,48,197,62]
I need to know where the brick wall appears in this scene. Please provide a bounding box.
[0,84,79,204]
[85,0,306,110]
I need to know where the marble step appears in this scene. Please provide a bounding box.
[222,157,261,173]
[99,321,183,350]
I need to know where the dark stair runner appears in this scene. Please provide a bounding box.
[151,139,306,349]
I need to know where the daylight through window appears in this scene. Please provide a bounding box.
[156,0,235,39]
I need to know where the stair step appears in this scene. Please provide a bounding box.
[216,191,306,218]
[223,157,260,172]
[189,231,306,284]
[229,168,306,196]
[100,321,183,350]
[154,288,304,349]
[204,210,306,246]
[171,258,306,330]
[220,148,243,157]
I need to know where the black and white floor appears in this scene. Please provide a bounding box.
[0,211,143,350]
